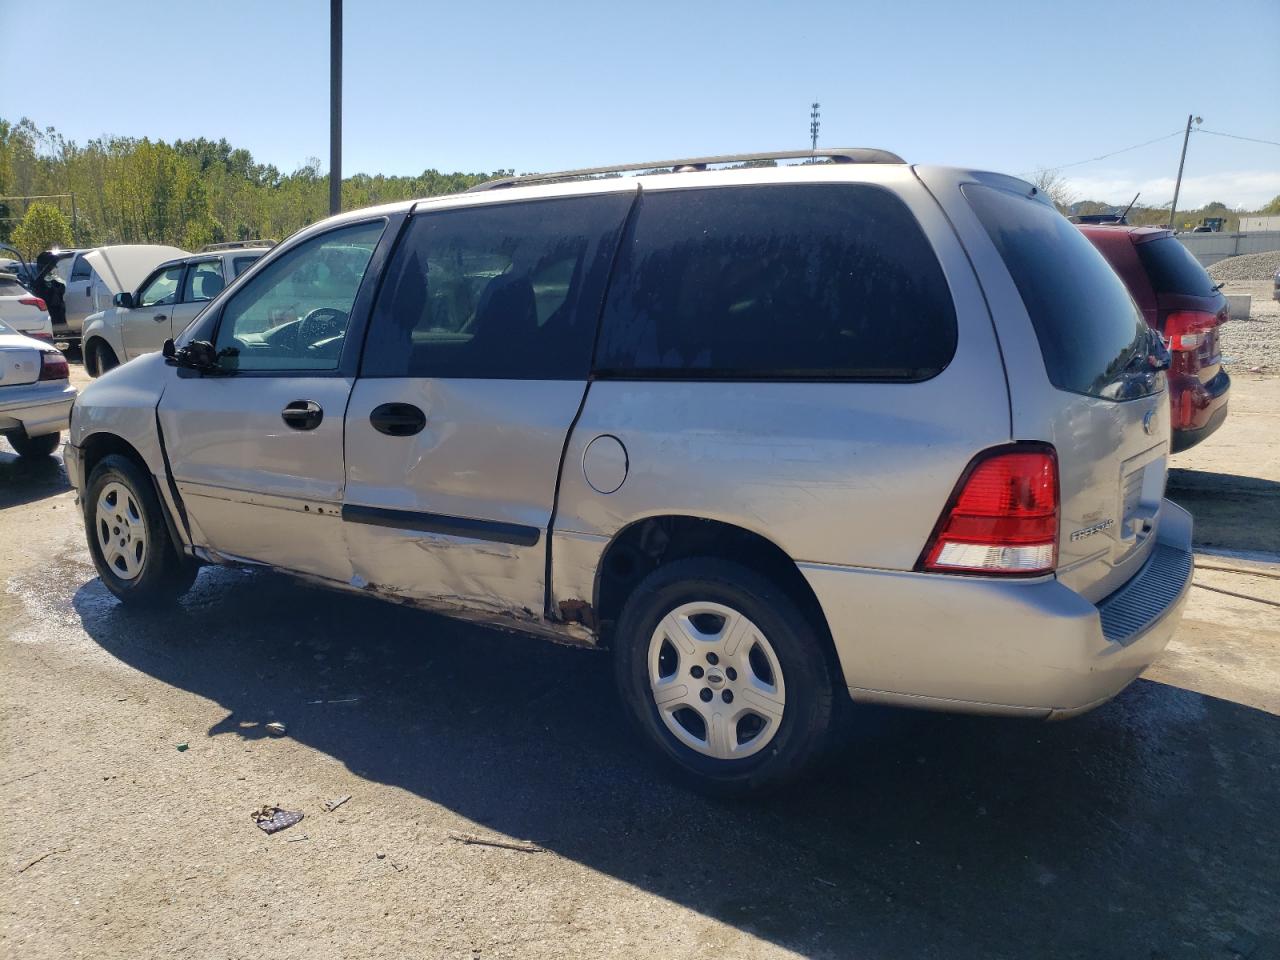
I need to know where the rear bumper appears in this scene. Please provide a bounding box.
[801,500,1194,717]
[0,384,76,437]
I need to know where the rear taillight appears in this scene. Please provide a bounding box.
[920,445,1059,576]
[18,296,48,311]
[29,331,54,342]
[38,351,69,381]
[1163,310,1219,352]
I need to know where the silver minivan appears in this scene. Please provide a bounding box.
[65,150,1194,794]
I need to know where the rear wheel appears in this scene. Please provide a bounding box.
[6,428,61,459]
[84,454,197,605]
[613,558,835,796]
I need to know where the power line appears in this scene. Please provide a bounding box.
[1196,128,1280,148]
[1020,129,1185,176]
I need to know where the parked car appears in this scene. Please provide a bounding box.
[0,272,54,341]
[41,245,188,346]
[82,245,269,376]
[1078,225,1229,451]
[65,150,1194,794]
[0,318,75,458]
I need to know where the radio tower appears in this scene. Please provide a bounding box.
[809,102,821,157]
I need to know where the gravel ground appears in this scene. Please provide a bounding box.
[1218,279,1280,374]
[1208,250,1280,283]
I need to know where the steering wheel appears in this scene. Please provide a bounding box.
[297,307,348,348]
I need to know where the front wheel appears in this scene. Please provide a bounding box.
[6,428,61,459]
[613,558,835,796]
[91,340,119,377]
[84,454,197,605]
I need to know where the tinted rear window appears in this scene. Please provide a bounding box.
[963,184,1154,400]
[595,184,957,380]
[0,279,26,295]
[1136,236,1217,297]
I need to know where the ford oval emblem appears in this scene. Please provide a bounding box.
[1142,410,1156,435]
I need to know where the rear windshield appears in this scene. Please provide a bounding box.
[0,279,26,295]
[963,184,1155,400]
[1136,236,1217,297]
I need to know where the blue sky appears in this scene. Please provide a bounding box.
[2,0,1278,207]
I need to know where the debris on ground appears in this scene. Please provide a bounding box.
[447,831,545,854]
[16,846,70,874]
[376,851,386,860]
[323,795,351,813]
[284,834,310,843]
[306,697,360,704]
[176,743,189,752]
[251,805,304,834]
[265,722,287,736]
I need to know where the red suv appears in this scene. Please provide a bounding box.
[1079,225,1229,451]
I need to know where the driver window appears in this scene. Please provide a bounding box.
[213,220,385,371]
[139,265,184,307]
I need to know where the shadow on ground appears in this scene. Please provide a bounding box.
[66,564,1279,960]
[1168,469,1280,555]
[0,445,69,509]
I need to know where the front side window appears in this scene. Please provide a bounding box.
[595,184,957,380]
[213,220,385,372]
[181,260,225,302]
[363,193,633,379]
[138,265,184,307]
[70,256,92,281]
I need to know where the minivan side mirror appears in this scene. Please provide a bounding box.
[113,292,134,308]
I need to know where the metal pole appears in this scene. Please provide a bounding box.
[1168,114,1192,231]
[329,0,342,216]
[71,192,78,243]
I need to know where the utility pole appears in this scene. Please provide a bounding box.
[1168,114,1201,231]
[809,102,821,158]
[329,0,343,216]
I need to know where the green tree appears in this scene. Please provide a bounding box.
[1262,195,1280,215]
[10,201,72,259]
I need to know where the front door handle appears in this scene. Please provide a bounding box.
[282,399,323,431]
[154,314,168,322]
[369,402,426,437]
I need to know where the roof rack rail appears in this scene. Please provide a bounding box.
[466,147,905,192]
[198,239,277,253]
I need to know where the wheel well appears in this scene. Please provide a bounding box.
[593,516,836,658]
[81,432,148,484]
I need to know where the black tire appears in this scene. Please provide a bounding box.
[91,340,119,377]
[613,558,835,797]
[7,428,61,459]
[84,454,197,605]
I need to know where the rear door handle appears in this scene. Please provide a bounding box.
[154,314,168,322]
[282,399,323,431]
[369,402,427,437]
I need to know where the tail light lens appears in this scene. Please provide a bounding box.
[1163,310,1219,352]
[29,331,54,342]
[19,296,48,311]
[38,351,69,381]
[919,445,1059,576]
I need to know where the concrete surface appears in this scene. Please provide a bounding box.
[1,366,1277,960]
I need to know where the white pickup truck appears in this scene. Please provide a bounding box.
[45,245,187,347]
